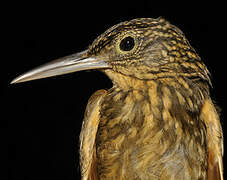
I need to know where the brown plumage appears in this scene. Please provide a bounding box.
[12,18,223,179]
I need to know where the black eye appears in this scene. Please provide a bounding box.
[119,36,135,51]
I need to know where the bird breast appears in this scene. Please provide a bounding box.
[95,78,208,179]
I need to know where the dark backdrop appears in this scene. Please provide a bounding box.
[3,1,225,180]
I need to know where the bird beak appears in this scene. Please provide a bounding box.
[11,50,110,84]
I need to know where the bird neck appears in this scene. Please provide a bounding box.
[104,69,209,99]
[104,69,148,91]
[102,71,209,130]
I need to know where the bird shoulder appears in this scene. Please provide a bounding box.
[79,89,107,180]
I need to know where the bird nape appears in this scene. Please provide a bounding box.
[11,18,223,180]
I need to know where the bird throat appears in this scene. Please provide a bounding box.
[96,71,209,179]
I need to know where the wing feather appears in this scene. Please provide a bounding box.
[79,89,107,180]
[200,99,223,180]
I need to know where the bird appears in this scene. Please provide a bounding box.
[11,17,223,180]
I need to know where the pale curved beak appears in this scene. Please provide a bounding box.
[11,50,109,84]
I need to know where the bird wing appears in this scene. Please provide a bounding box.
[200,99,223,180]
[79,89,107,180]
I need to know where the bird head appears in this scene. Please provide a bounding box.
[11,17,210,86]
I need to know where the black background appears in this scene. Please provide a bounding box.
[3,1,226,180]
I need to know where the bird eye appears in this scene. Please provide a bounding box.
[119,36,135,51]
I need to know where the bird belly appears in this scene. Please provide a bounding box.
[96,124,191,179]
